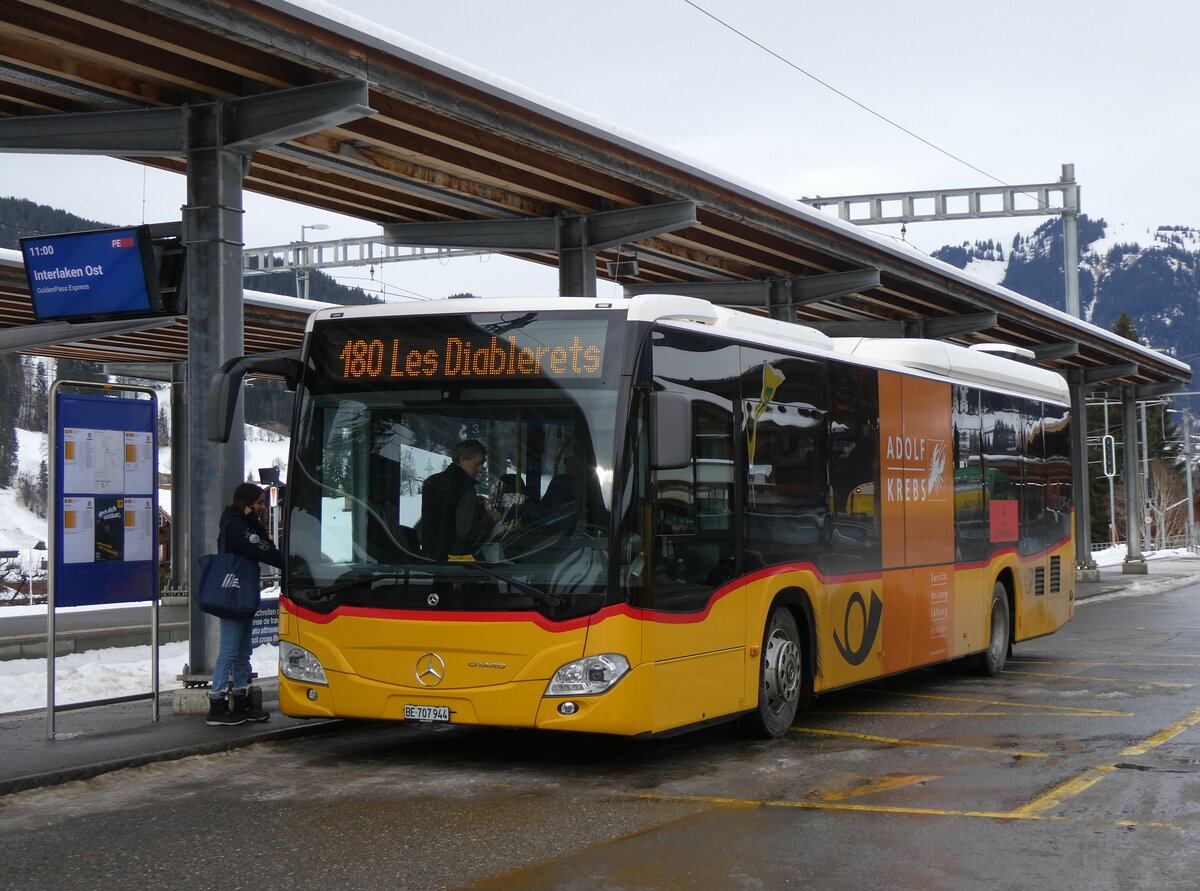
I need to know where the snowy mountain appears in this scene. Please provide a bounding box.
[935,216,1200,382]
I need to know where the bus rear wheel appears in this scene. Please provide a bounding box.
[744,607,803,738]
[974,583,1010,677]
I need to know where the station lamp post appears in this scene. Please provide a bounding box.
[296,223,330,299]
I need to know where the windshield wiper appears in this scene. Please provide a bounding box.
[456,560,563,608]
[311,571,429,599]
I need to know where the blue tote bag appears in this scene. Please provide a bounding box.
[196,526,261,619]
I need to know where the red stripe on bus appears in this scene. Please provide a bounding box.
[281,536,1069,630]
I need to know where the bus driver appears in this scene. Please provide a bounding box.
[420,438,502,560]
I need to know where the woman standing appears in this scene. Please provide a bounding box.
[207,482,283,727]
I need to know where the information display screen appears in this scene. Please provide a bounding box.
[307,312,621,392]
[21,226,163,321]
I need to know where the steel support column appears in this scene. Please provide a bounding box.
[557,214,594,298]
[767,280,790,321]
[1121,386,1146,573]
[184,102,247,678]
[1067,370,1095,574]
[1060,163,1081,318]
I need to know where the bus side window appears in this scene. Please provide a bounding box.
[953,385,987,563]
[740,352,827,568]
[823,362,881,575]
[649,329,740,609]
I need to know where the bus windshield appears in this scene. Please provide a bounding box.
[285,311,623,620]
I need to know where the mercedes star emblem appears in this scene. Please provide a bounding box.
[415,653,446,687]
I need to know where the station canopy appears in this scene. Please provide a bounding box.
[0,0,1189,390]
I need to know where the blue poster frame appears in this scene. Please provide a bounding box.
[53,389,158,607]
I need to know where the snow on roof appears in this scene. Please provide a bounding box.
[267,1,1188,378]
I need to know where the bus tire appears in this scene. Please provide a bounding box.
[744,607,803,739]
[974,584,1010,677]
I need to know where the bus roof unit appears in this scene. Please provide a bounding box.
[832,337,1069,404]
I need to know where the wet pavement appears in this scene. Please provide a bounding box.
[1,552,1198,798]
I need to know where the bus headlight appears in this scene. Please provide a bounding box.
[545,654,630,696]
[279,641,328,685]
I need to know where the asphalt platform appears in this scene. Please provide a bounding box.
[2,553,1200,797]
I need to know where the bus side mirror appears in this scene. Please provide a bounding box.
[651,391,691,470]
[207,350,303,442]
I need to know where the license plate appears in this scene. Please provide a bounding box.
[404,704,450,722]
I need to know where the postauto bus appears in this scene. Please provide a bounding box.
[211,294,1074,737]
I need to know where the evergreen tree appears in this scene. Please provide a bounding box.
[36,460,48,519]
[0,355,19,487]
[1112,311,1140,343]
[55,358,108,384]
[157,407,171,447]
[32,362,49,433]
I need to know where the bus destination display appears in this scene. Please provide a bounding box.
[314,317,612,387]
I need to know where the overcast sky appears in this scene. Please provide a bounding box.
[1,0,1196,300]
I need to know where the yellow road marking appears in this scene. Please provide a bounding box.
[1010,706,1200,818]
[1009,766,1115,817]
[859,689,1132,717]
[792,726,1049,758]
[810,773,940,802]
[1003,669,1190,688]
[1122,705,1200,756]
[634,792,1184,831]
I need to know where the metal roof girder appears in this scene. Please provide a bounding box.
[622,280,767,304]
[1030,342,1080,362]
[1135,382,1184,400]
[0,79,373,157]
[0,105,184,156]
[221,79,376,154]
[1082,364,1139,386]
[383,200,697,252]
[0,318,177,355]
[789,268,881,305]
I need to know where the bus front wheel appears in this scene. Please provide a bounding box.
[744,607,803,738]
[974,584,1010,677]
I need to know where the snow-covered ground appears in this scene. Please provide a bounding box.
[0,638,279,714]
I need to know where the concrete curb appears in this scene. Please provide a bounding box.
[0,716,342,797]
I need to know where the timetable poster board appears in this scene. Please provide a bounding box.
[54,389,158,607]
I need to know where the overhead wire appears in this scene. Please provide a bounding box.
[681,0,1051,210]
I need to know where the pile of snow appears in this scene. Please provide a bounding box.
[1091,544,1194,567]
[0,639,279,714]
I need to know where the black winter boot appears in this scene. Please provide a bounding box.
[233,689,270,723]
[206,695,246,727]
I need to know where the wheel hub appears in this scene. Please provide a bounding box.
[764,628,801,709]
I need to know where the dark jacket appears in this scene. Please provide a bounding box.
[420,462,490,560]
[219,506,284,569]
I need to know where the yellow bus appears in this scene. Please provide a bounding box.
[214,294,1074,737]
